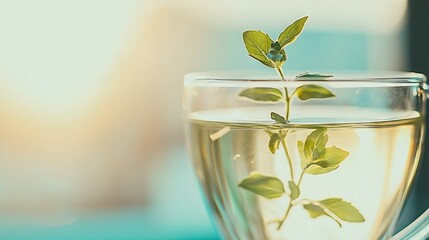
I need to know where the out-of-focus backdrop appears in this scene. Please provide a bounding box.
[0,0,427,239]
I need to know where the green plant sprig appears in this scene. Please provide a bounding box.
[236,16,365,230]
[241,16,334,121]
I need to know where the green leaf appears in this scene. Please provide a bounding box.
[238,172,285,199]
[278,16,308,48]
[305,147,349,175]
[288,181,300,200]
[304,128,328,162]
[267,41,287,67]
[269,133,281,154]
[297,140,307,169]
[271,112,287,124]
[303,203,342,227]
[303,203,325,218]
[243,30,275,68]
[239,88,283,102]
[296,72,333,80]
[320,198,365,223]
[305,162,340,175]
[305,164,346,174]
[294,84,335,101]
[316,147,349,164]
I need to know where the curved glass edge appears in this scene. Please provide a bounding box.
[392,208,429,240]
[392,83,428,240]
[184,70,426,86]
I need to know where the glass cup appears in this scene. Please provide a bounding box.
[183,71,429,240]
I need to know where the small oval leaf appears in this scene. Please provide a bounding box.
[303,203,342,227]
[296,72,333,80]
[271,112,287,124]
[304,128,328,162]
[269,133,281,154]
[278,16,308,48]
[243,30,275,68]
[297,140,307,169]
[305,147,349,175]
[294,84,335,101]
[305,163,339,175]
[239,88,283,102]
[316,147,349,165]
[320,198,365,223]
[238,172,285,199]
[288,181,300,200]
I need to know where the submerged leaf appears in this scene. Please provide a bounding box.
[305,163,340,175]
[304,128,328,161]
[239,88,283,102]
[303,203,342,227]
[269,133,281,154]
[305,147,349,175]
[294,84,335,101]
[238,172,285,199]
[297,140,307,169]
[320,198,365,223]
[303,198,364,227]
[288,181,300,200]
[316,147,349,164]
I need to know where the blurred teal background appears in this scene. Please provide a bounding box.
[0,0,423,239]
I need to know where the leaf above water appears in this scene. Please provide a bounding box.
[296,72,333,80]
[294,84,335,101]
[271,112,288,124]
[238,172,285,199]
[239,88,283,102]
[243,30,275,68]
[278,16,308,48]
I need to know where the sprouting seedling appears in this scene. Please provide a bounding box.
[235,16,365,230]
[239,16,335,122]
[242,16,308,79]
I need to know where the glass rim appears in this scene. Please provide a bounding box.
[184,70,426,87]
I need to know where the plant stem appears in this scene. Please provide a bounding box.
[285,96,291,121]
[277,170,307,230]
[277,199,293,230]
[275,66,295,231]
[297,170,305,187]
[275,66,291,121]
[275,66,285,80]
[280,131,294,180]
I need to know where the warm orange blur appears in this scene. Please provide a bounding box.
[0,0,409,229]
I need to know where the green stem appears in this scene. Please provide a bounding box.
[285,96,291,121]
[277,169,307,230]
[297,170,305,187]
[280,131,294,180]
[276,66,285,80]
[277,199,293,230]
[275,66,291,121]
[275,66,295,231]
